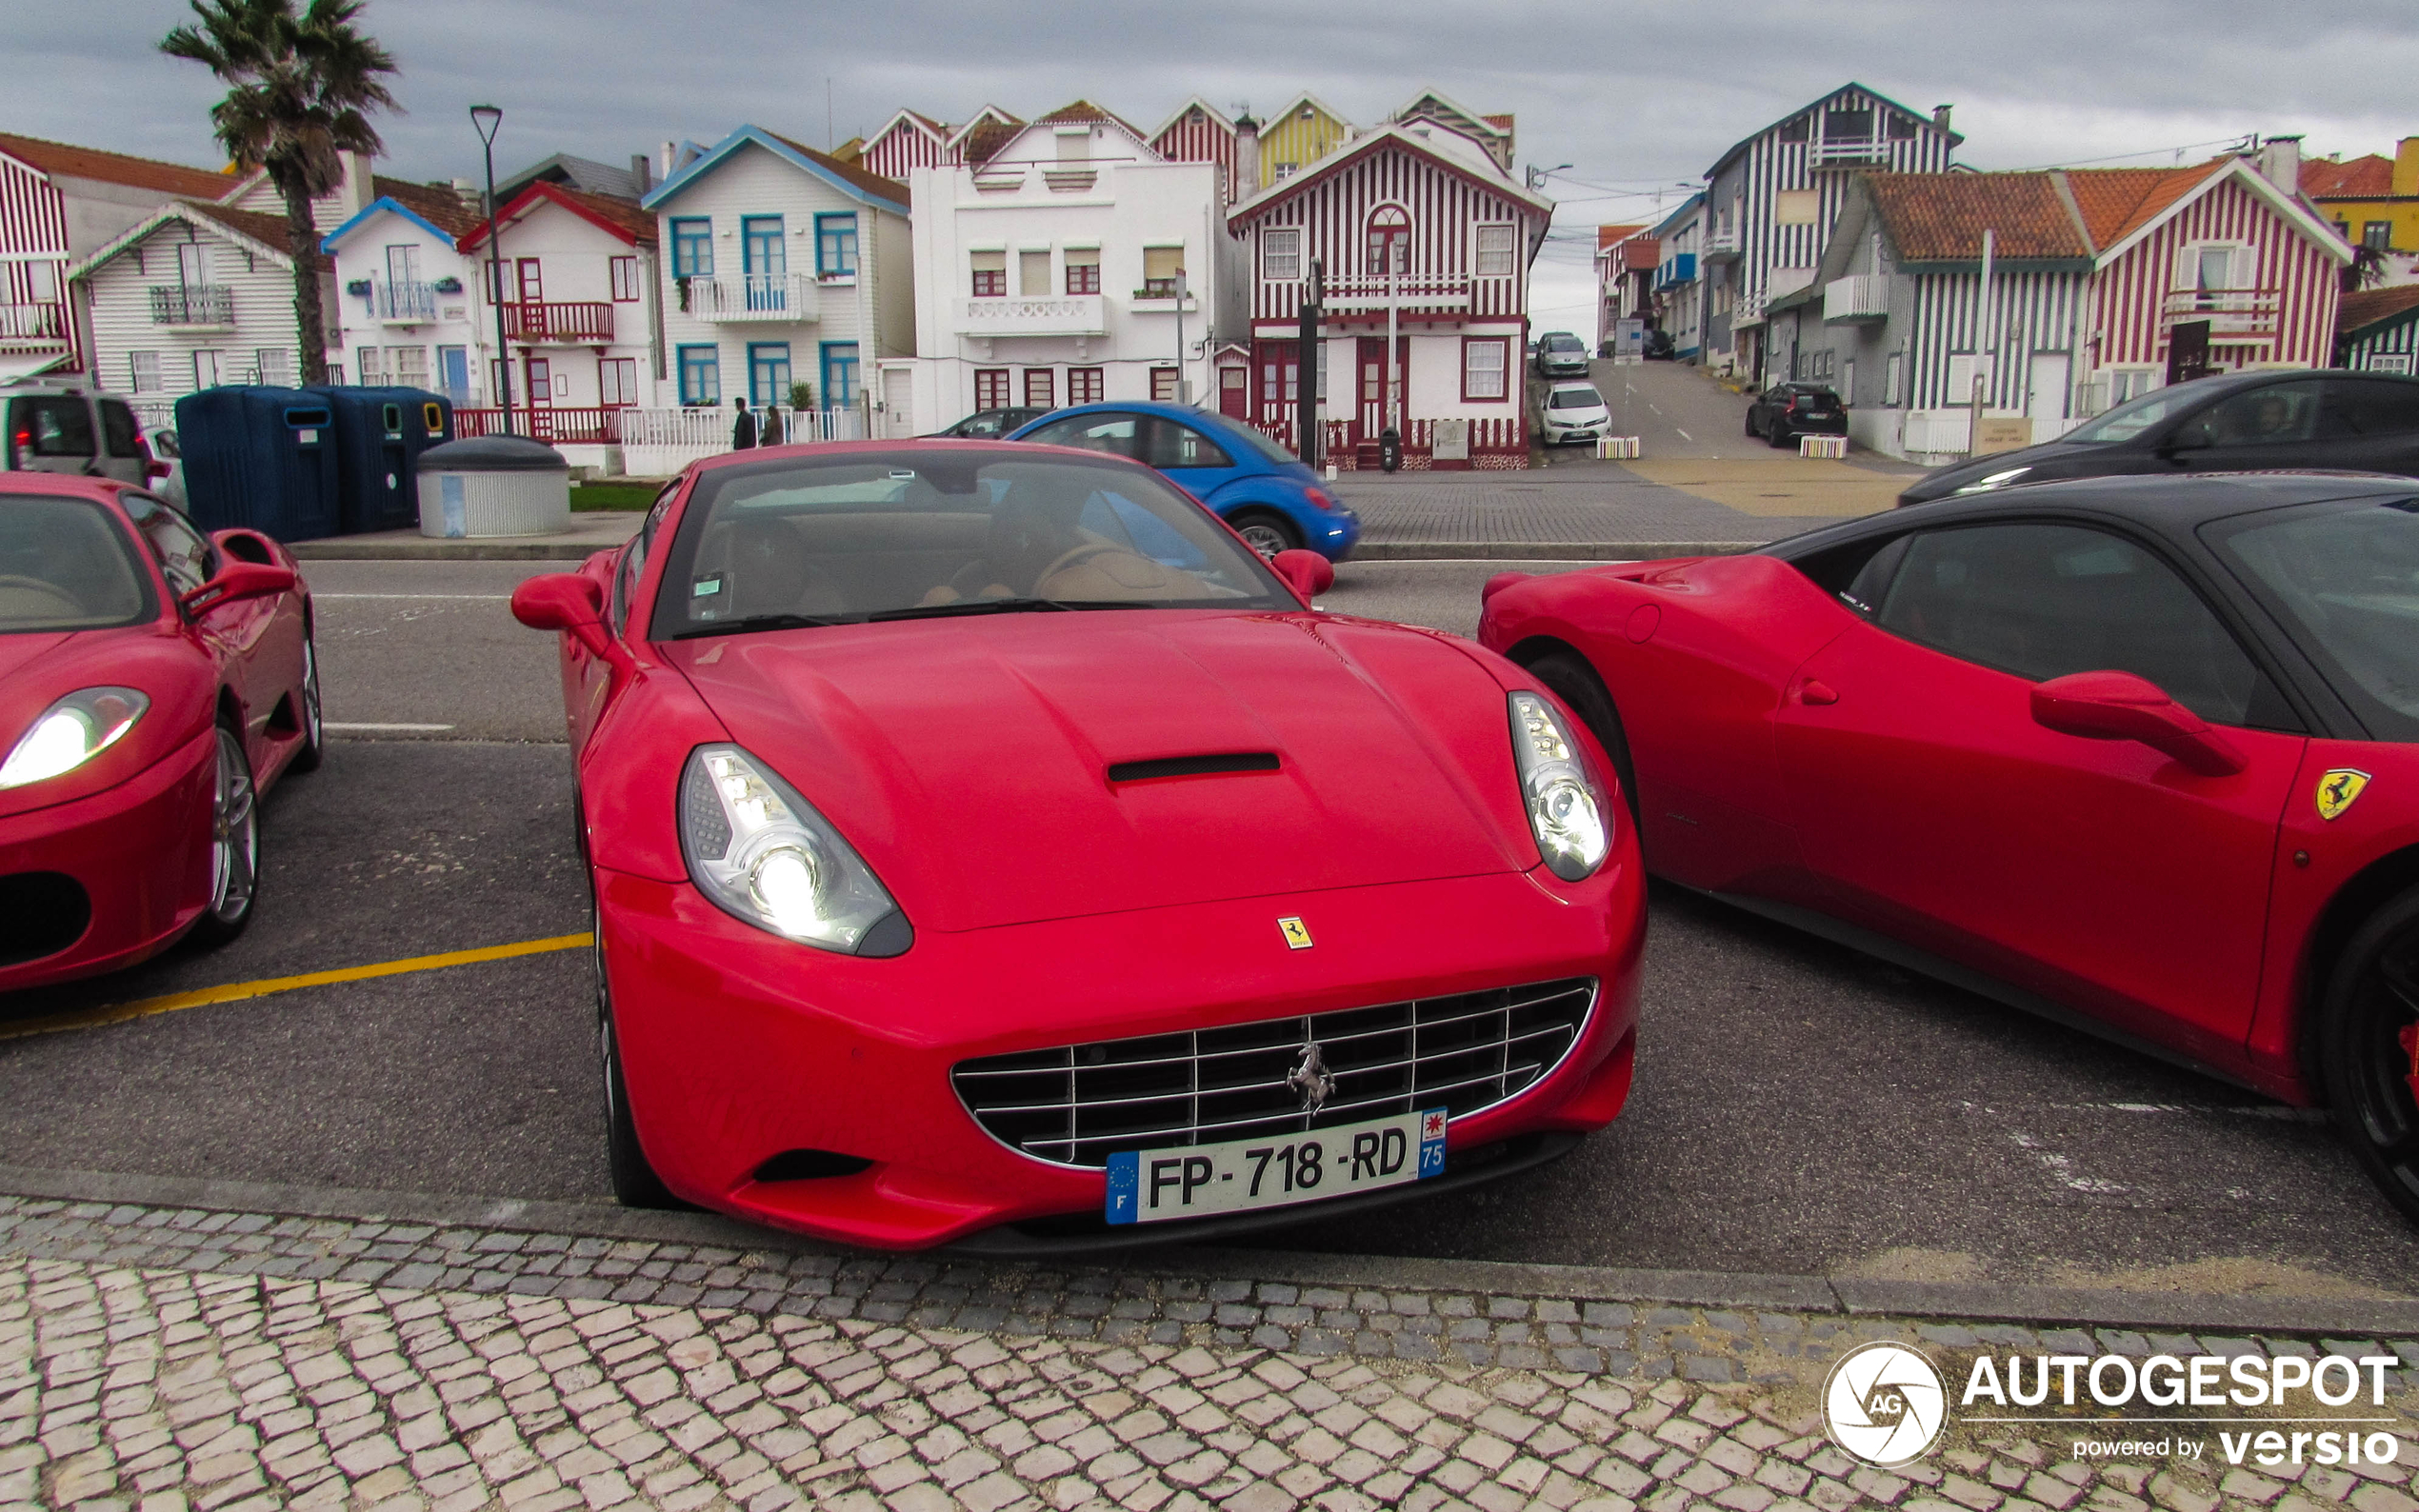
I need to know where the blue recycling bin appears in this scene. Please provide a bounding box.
[173,387,341,542]
[310,386,453,533]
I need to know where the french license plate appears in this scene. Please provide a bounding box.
[1104,1108,1447,1225]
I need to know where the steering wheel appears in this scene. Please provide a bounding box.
[1031,542,1133,591]
[0,576,87,615]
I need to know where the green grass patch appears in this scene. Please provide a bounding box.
[569,481,662,512]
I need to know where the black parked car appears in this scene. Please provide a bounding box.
[1747,383,1848,448]
[928,407,1051,439]
[1641,328,1676,361]
[1897,369,2419,507]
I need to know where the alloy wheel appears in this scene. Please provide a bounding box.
[2328,898,2419,1223]
[207,724,257,925]
[1237,521,1291,557]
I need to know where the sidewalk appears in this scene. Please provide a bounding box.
[2,1184,2414,1512]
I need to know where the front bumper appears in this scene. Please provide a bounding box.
[598,861,1646,1250]
[1545,422,1609,444]
[1308,503,1360,562]
[0,728,212,992]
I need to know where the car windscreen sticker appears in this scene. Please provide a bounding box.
[692,574,724,599]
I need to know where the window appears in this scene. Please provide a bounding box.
[176,241,210,288]
[1020,249,1051,296]
[1775,190,1820,227]
[1823,109,1873,142]
[525,357,552,404]
[254,349,292,387]
[1151,368,1180,403]
[1886,112,1918,140]
[1025,368,1055,408]
[1068,367,1104,404]
[816,212,858,276]
[1142,246,1183,298]
[1474,224,1515,277]
[1262,229,1302,282]
[741,216,785,279]
[1065,249,1100,295]
[822,342,860,408]
[390,347,428,388]
[1146,418,1232,468]
[1884,351,1903,407]
[484,256,508,303]
[100,401,140,459]
[2365,222,2393,251]
[1777,115,1810,144]
[670,218,713,279]
[2362,352,2416,376]
[974,368,1011,410]
[678,345,720,406]
[599,357,640,407]
[749,343,792,407]
[10,397,93,458]
[2169,379,2324,448]
[355,346,384,387]
[2197,244,2236,291]
[1021,411,1141,458]
[1462,337,1509,402]
[610,255,641,302]
[971,249,1006,297]
[2318,377,2419,436]
[193,349,224,389]
[386,244,420,286]
[129,351,162,394]
[1869,523,2274,726]
[2213,498,2419,739]
[1367,208,1409,275]
[122,492,215,598]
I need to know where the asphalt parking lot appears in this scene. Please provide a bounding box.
[5,557,2417,1296]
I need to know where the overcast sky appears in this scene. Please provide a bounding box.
[12,0,2418,329]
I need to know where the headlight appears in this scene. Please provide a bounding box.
[0,687,149,790]
[1953,466,2032,495]
[677,744,911,956]
[1508,691,1609,881]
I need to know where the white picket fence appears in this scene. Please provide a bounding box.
[615,406,867,475]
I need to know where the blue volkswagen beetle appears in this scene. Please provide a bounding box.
[1006,401,1360,561]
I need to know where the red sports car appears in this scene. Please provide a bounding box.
[1478,471,2419,1224]
[1,473,319,990]
[512,440,1644,1250]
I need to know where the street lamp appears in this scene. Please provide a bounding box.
[470,103,513,435]
[1525,162,1572,190]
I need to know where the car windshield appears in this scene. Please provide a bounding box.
[2209,497,2419,741]
[650,451,1293,639]
[2065,387,2201,445]
[0,494,156,633]
[1544,336,1584,352]
[1549,387,1605,410]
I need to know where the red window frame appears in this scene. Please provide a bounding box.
[610,256,640,302]
[1368,206,1411,275]
[1150,368,1179,402]
[972,269,1007,297]
[1068,367,1104,405]
[1066,260,1101,295]
[1460,336,1511,403]
[974,368,1011,409]
[1025,368,1055,408]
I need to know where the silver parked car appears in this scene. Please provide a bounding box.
[3,380,155,487]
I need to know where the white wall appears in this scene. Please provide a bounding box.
[463,197,658,408]
[324,205,481,396]
[83,219,304,399]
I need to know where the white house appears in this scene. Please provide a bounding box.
[898,100,1242,436]
[317,178,485,400]
[640,126,911,424]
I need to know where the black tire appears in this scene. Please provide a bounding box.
[2316,885,2419,1225]
[1767,419,1794,449]
[187,712,258,949]
[1524,649,1643,831]
[1228,508,1302,557]
[287,625,325,774]
[594,901,686,1210]
[1744,409,1760,437]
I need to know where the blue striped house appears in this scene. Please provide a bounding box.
[2337,284,2419,373]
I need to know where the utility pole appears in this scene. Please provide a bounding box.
[1296,258,1321,467]
[1173,268,1188,405]
[1971,227,1995,451]
[470,104,513,435]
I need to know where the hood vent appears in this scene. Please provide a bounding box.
[1107,752,1280,784]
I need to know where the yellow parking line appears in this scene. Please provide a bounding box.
[0,933,593,1044]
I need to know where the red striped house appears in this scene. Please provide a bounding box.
[856,109,953,183]
[1228,117,1549,468]
[1150,98,1238,202]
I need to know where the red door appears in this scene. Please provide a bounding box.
[517,258,544,303]
[1355,336,1409,444]
[1772,521,2304,1055]
[1218,366,1248,419]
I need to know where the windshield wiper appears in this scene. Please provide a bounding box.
[670,612,852,640]
[863,598,1150,622]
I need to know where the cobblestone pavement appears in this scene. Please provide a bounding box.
[1332,469,1840,552]
[3,1194,2414,1512]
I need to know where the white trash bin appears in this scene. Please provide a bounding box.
[415,435,571,538]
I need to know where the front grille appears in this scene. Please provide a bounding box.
[952,978,1596,1168]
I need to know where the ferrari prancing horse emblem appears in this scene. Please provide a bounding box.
[2315,769,2371,822]
[1278,916,1313,949]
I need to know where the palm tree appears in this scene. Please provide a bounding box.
[161,0,399,385]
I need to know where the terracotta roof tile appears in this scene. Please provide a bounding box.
[553,185,655,243]
[372,175,483,237]
[2338,283,2419,334]
[1482,113,1515,133]
[0,131,232,199]
[1596,223,1646,251]
[1034,99,1145,139]
[181,199,332,269]
[761,129,908,204]
[957,121,1018,169]
[1863,171,2089,261]
[2063,162,2230,249]
[2304,154,2393,199]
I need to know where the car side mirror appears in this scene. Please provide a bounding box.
[1269,548,1334,603]
[511,572,614,658]
[210,527,279,566]
[2157,426,2212,456]
[180,560,295,614]
[2029,670,2245,776]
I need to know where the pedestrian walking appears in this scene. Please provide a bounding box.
[730,396,757,450]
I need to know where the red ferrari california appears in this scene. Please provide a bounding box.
[1479,471,2419,1224]
[512,440,1645,1250]
[1,473,319,989]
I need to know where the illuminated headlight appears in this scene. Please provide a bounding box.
[1508,691,1610,881]
[677,744,910,956]
[0,687,149,790]
[1953,467,2032,495]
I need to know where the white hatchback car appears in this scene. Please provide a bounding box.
[1542,383,1612,446]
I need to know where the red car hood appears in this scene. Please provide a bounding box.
[0,632,70,686]
[667,610,1529,932]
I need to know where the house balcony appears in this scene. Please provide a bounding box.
[1319,274,1471,312]
[503,300,617,343]
[2162,288,2281,339]
[373,281,439,323]
[148,285,232,330]
[685,273,821,323]
[1654,253,1697,291]
[952,293,1108,338]
[1823,274,1889,323]
[1810,139,1893,169]
[1702,227,1741,261]
[0,302,68,349]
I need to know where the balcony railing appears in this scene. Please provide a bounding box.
[1703,226,1741,259]
[2162,288,2281,338]
[683,273,821,323]
[1655,253,1698,291]
[1823,274,1889,323]
[502,301,617,343]
[953,293,1108,337]
[149,285,232,328]
[374,281,438,322]
[0,302,67,348]
[1319,274,1471,312]
[1810,138,1892,168]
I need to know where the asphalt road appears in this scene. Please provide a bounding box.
[5,557,2416,1295]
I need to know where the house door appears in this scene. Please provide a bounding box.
[1254,341,1299,429]
[882,367,913,437]
[2027,353,2070,425]
[522,356,551,408]
[2169,321,2212,386]
[438,346,469,402]
[748,343,791,408]
[1356,336,1408,443]
[1219,366,1248,419]
[517,259,543,303]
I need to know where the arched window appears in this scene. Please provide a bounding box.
[1368,207,1410,275]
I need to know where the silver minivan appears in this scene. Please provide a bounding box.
[4,381,154,486]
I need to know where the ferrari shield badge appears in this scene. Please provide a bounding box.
[2315,769,2371,822]
[1277,916,1313,949]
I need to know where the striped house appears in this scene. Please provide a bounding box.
[1247,94,1353,193]
[855,109,954,183]
[1767,145,2349,463]
[2335,284,2419,373]
[1228,115,1549,468]
[1149,98,1239,202]
[1700,84,1962,382]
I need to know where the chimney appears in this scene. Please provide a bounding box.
[630,153,652,194]
[1932,104,1954,133]
[1234,112,1261,194]
[659,141,677,179]
[2394,137,2419,198]
[2257,134,2303,193]
[339,149,374,219]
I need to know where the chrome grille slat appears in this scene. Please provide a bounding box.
[952,977,1598,1169]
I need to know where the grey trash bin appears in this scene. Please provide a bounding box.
[415,434,571,538]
